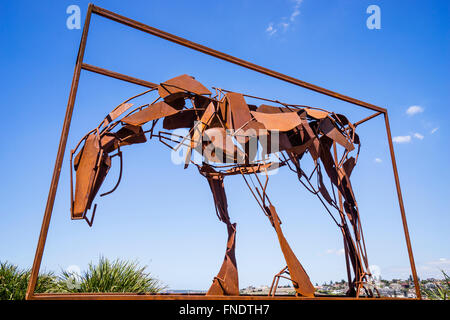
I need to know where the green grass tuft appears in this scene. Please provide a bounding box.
[1,257,165,299]
[59,256,166,293]
[0,261,60,300]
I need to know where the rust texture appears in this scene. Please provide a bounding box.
[26,4,421,300]
[69,74,379,297]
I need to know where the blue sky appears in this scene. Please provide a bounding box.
[0,0,449,290]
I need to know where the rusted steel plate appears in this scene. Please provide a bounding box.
[158,74,211,98]
[204,128,245,163]
[304,108,328,119]
[205,174,239,296]
[122,101,179,126]
[267,205,315,297]
[224,92,251,130]
[251,111,302,131]
[67,73,380,298]
[319,118,354,151]
[104,102,133,125]
[163,110,196,129]
[72,134,102,218]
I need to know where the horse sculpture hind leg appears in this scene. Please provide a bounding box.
[265,204,315,297]
[201,168,239,296]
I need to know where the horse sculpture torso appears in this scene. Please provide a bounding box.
[70,74,376,297]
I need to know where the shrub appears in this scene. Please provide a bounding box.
[421,270,450,300]
[59,256,165,293]
[0,261,60,300]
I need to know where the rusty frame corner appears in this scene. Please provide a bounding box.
[26,3,421,300]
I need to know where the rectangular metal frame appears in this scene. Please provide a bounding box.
[26,3,421,300]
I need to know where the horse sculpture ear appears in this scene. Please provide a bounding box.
[158,74,211,99]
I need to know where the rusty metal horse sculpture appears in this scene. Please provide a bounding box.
[70,74,377,297]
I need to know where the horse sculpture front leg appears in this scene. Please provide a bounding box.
[202,170,239,296]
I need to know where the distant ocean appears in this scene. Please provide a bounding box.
[162,290,207,294]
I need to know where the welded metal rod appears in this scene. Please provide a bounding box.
[30,292,415,300]
[91,5,386,114]
[26,3,420,301]
[333,142,353,290]
[384,112,421,299]
[81,63,157,88]
[354,111,383,127]
[26,4,94,300]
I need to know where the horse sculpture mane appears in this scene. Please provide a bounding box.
[70,74,377,297]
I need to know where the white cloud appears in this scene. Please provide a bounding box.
[290,0,303,22]
[325,248,344,256]
[428,258,450,266]
[374,158,382,163]
[266,23,277,36]
[280,22,289,31]
[290,8,300,22]
[382,259,450,280]
[416,258,450,279]
[393,135,411,143]
[267,0,303,36]
[413,133,424,140]
[406,105,424,116]
[431,127,439,134]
